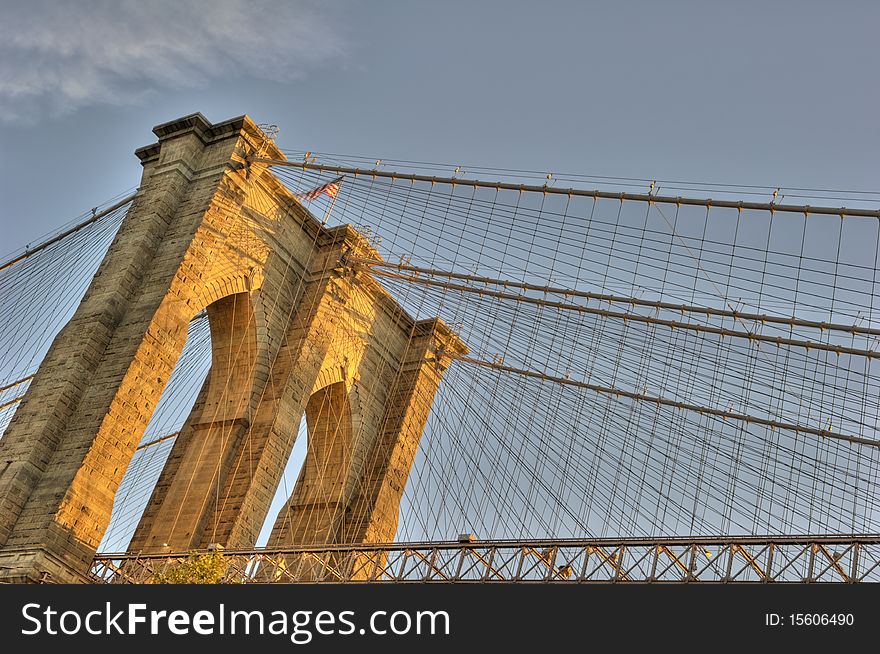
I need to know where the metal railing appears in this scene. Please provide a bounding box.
[92,535,880,583]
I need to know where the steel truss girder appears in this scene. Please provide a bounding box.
[90,535,880,584]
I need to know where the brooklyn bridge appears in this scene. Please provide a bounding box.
[0,114,878,583]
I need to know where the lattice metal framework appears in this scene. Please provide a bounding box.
[92,535,880,584]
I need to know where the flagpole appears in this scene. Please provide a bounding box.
[293,175,344,223]
[321,176,344,225]
[322,192,339,225]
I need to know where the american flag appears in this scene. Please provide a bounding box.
[294,176,344,202]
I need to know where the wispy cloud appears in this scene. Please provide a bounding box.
[0,0,348,123]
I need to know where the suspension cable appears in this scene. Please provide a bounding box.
[253,158,880,218]
[449,355,879,448]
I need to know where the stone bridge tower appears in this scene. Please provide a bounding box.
[0,114,467,583]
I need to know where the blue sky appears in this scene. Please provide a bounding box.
[1,0,878,255]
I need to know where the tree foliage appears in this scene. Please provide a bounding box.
[151,551,227,584]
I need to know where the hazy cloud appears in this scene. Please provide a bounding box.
[0,0,348,123]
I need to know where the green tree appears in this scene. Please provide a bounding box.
[151,551,227,584]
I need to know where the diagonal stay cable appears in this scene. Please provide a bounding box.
[449,355,880,449]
